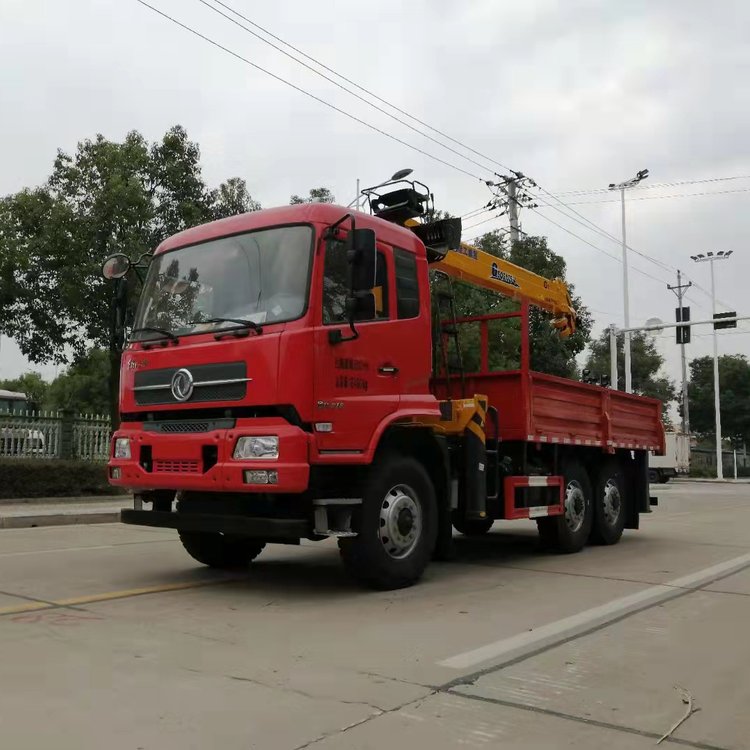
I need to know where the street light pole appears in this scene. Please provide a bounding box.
[691,251,733,480]
[619,187,631,392]
[608,169,649,393]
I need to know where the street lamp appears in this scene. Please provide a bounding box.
[348,169,414,209]
[690,251,733,479]
[608,168,649,392]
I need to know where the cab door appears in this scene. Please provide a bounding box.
[313,234,401,452]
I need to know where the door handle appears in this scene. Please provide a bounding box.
[378,364,399,375]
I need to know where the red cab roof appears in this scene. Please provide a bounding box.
[155,203,422,256]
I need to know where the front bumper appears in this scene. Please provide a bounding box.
[108,418,311,493]
[121,509,310,539]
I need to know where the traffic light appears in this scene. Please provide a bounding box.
[713,311,737,330]
[676,306,690,344]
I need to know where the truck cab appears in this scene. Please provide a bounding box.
[110,203,438,498]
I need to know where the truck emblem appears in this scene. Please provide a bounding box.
[171,368,194,402]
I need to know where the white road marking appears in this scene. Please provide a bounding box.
[438,552,750,670]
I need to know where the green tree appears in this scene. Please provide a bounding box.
[0,126,258,423]
[688,354,750,447]
[586,330,677,422]
[212,177,261,219]
[290,187,335,204]
[46,348,111,416]
[0,372,49,409]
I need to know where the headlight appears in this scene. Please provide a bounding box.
[233,436,279,460]
[114,437,131,460]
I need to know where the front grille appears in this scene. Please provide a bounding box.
[161,422,210,433]
[142,418,236,433]
[153,459,200,474]
[134,362,247,406]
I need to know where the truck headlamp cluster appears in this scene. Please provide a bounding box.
[233,436,279,460]
[114,438,131,460]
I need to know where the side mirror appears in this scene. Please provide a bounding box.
[348,228,377,292]
[102,254,131,280]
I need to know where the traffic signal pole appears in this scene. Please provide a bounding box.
[668,270,692,435]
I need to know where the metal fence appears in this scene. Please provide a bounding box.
[0,410,111,461]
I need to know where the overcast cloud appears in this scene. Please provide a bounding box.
[1,0,749,385]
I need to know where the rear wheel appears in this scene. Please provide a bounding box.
[537,461,593,554]
[590,459,626,545]
[339,454,437,590]
[452,514,494,536]
[179,532,266,569]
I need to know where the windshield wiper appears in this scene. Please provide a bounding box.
[192,317,263,339]
[129,326,179,347]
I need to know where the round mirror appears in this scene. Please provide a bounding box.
[102,254,131,280]
[645,317,664,332]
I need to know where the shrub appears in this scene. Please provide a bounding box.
[0,460,125,499]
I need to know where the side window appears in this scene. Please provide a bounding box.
[322,238,389,324]
[394,247,420,319]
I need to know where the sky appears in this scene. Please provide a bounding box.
[1,0,749,389]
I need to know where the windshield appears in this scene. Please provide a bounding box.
[132,225,313,339]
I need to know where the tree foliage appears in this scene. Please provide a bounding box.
[45,348,111,415]
[0,125,259,366]
[586,330,676,422]
[689,354,750,447]
[290,187,335,205]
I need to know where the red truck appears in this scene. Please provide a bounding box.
[105,175,664,589]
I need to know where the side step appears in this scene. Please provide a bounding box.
[503,476,564,520]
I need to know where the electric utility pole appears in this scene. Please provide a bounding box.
[667,270,692,435]
[506,177,520,245]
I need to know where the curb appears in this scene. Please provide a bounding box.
[0,511,121,529]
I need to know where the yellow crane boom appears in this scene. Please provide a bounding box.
[433,241,577,338]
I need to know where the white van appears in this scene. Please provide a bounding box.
[649,432,690,483]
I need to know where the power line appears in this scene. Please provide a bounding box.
[134,0,487,182]
[553,174,750,197]
[531,189,674,274]
[530,188,736,311]
[202,0,516,175]
[530,209,670,287]
[551,186,750,205]
[196,0,502,180]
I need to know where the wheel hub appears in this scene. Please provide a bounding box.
[602,478,621,526]
[564,480,585,533]
[379,484,421,559]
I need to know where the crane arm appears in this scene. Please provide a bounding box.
[433,242,577,337]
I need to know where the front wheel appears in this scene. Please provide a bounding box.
[179,532,266,569]
[537,461,593,554]
[338,455,437,590]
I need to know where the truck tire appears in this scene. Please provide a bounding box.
[452,514,494,536]
[536,461,593,554]
[648,468,658,484]
[338,454,437,590]
[179,532,266,569]
[589,459,626,545]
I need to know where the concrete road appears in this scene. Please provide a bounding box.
[0,480,748,749]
